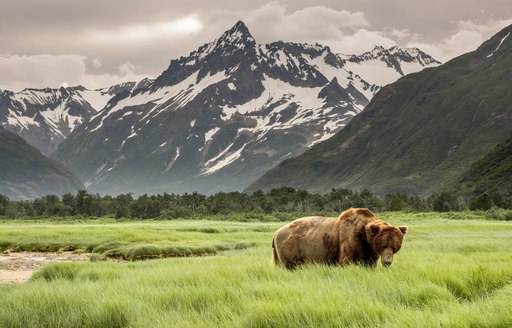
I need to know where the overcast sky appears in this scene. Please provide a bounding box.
[1,0,511,91]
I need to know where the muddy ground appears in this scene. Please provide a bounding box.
[0,252,90,283]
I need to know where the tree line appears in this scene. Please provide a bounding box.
[0,187,510,220]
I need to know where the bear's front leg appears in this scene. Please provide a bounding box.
[361,257,377,267]
[338,245,356,266]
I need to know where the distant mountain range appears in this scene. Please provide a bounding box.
[0,127,83,199]
[40,21,435,196]
[0,21,442,198]
[248,24,512,196]
[0,80,152,156]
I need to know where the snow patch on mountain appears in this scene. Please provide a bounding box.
[163,147,181,173]
[305,54,350,87]
[120,111,133,119]
[487,32,510,58]
[223,76,325,121]
[41,102,83,132]
[201,143,248,175]
[91,70,229,133]
[6,109,39,130]
[14,89,57,106]
[345,59,402,86]
[205,127,220,142]
[80,90,112,111]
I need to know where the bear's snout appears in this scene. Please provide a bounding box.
[381,248,394,267]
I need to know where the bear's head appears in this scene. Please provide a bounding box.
[366,223,407,267]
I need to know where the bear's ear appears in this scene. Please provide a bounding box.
[369,224,381,236]
[357,208,374,217]
[398,226,408,234]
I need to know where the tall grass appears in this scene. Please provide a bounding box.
[0,214,511,327]
[0,220,278,259]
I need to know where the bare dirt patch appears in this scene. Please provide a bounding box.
[0,252,90,283]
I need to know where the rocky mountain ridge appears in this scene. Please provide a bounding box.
[1,21,440,196]
[248,24,512,196]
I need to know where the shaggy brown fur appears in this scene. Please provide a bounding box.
[272,208,407,269]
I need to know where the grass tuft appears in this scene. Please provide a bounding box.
[31,262,79,282]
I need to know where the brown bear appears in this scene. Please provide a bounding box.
[272,208,407,269]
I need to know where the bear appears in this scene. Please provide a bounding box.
[272,208,407,269]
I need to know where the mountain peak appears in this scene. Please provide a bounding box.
[388,46,441,65]
[355,45,440,66]
[231,20,251,35]
[370,45,386,53]
[233,20,249,31]
[218,20,255,46]
[318,77,349,103]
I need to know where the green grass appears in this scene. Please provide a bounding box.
[0,213,511,327]
[0,220,275,259]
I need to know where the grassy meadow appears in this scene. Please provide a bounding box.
[0,212,511,327]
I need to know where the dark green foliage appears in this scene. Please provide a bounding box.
[482,208,512,221]
[469,194,494,210]
[448,136,512,199]
[428,192,466,212]
[0,194,8,215]
[1,186,511,220]
[114,193,133,219]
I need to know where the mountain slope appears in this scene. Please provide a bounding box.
[447,136,512,197]
[53,21,439,195]
[0,127,84,200]
[0,81,150,155]
[248,24,512,195]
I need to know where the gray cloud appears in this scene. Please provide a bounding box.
[1,0,511,91]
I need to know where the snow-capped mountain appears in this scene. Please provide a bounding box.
[247,23,512,196]
[0,82,150,155]
[54,21,438,195]
[344,45,440,87]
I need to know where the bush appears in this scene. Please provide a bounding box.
[483,208,512,221]
[469,194,494,210]
[429,192,466,212]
